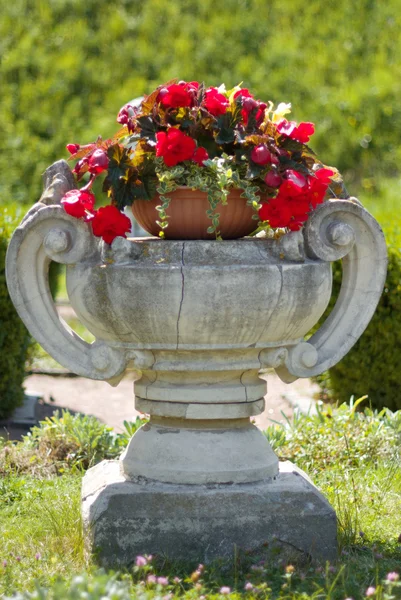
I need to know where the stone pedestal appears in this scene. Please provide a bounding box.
[82,459,337,567]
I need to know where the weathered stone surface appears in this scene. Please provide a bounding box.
[120,416,279,484]
[82,460,337,567]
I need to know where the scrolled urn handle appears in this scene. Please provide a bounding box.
[6,205,127,383]
[276,199,387,382]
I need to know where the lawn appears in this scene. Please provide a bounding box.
[1,401,400,599]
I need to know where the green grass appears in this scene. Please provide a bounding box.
[1,402,401,599]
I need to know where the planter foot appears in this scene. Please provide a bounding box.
[82,460,337,567]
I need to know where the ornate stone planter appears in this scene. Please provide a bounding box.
[6,162,387,566]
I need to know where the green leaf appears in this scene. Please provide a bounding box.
[279,135,304,153]
[215,114,235,144]
[136,116,157,144]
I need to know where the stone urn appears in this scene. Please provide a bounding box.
[6,162,387,566]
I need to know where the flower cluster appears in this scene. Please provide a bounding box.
[61,79,338,241]
[61,189,131,245]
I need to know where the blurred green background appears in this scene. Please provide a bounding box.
[1,0,401,219]
[1,0,401,412]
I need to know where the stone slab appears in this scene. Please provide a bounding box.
[82,460,337,567]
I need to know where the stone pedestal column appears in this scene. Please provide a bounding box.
[6,162,387,566]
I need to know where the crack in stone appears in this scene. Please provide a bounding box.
[255,264,284,344]
[240,371,249,402]
[176,242,186,349]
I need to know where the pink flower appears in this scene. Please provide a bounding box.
[244,582,254,591]
[365,587,376,597]
[386,572,399,582]
[220,586,231,595]
[157,577,169,586]
[35,553,41,560]
[61,189,95,219]
[91,205,132,245]
[135,555,147,567]
[147,574,157,584]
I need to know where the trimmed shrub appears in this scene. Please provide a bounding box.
[315,223,401,411]
[0,207,31,419]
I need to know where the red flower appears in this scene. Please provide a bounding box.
[158,83,193,109]
[308,168,334,207]
[90,205,132,245]
[61,189,95,219]
[258,197,293,228]
[285,169,307,188]
[66,144,80,155]
[156,128,196,167]
[234,88,253,101]
[88,149,109,175]
[251,145,278,165]
[193,146,209,166]
[204,87,229,117]
[117,103,137,132]
[276,179,310,220]
[277,119,315,143]
[264,170,282,188]
[72,157,89,179]
[186,81,199,92]
[234,89,266,126]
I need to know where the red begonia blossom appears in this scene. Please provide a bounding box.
[117,103,137,132]
[192,146,209,166]
[156,128,196,167]
[308,168,334,207]
[204,88,229,117]
[61,189,95,219]
[277,119,315,143]
[258,197,293,228]
[234,89,266,125]
[251,145,279,166]
[264,170,282,188]
[90,205,132,245]
[66,144,80,155]
[259,167,333,230]
[158,83,193,109]
[88,149,109,175]
[285,169,307,188]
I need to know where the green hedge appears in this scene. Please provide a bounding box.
[1,0,401,209]
[316,222,401,411]
[0,207,32,419]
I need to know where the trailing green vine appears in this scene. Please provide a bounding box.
[154,155,263,239]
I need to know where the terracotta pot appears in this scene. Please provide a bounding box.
[131,187,258,239]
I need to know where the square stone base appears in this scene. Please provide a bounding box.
[82,460,337,567]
